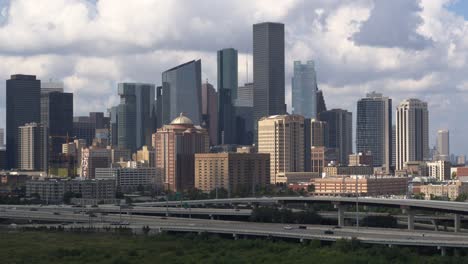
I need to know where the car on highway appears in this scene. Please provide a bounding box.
[298,225,307,230]
[324,230,334,235]
[53,212,60,215]
[283,225,293,230]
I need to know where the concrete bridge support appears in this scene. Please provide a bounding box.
[438,246,447,256]
[431,219,439,231]
[401,206,415,230]
[454,214,461,233]
[334,203,345,227]
[407,210,415,231]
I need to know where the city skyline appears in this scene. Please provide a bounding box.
[0,1,466,155]
[2,2,468,262]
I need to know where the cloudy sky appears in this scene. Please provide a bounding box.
[0,0,467,155]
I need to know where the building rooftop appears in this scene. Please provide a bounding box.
[170,113,193,125]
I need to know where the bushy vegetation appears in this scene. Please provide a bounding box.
[1,230,467,264]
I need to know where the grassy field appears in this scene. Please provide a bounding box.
[1,229,468,264]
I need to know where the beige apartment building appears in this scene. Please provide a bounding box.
[18,123,48,172]
[312,176,408,196]
[420,181,468,200]
[195,152,270,194]
[258,115,305,184]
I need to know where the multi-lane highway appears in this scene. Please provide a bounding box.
[135,196,468,214]
[1,206,468,250]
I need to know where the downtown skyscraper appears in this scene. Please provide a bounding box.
[201,82,218,146]
[117,83,155,153]
[160,60,202,126]
[436,129,450,161]
[217,48,238,144]
[319,109,353,165]
[18,122,48,171]
[6,74,41,169]
[40,82,73,161]
[356,92,392,173]
[396,99,429,171]
[252,22,286,127]
[292,60,319,119]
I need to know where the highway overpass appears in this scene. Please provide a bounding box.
[2,207,468,253]
[135,196,468,214]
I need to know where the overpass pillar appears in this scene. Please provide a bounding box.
[431,220,439,231]
[454,214,461,233]
[407,209,415,231]
[438,246,446,257]
[402,206,415,231]
[334,203,345,227]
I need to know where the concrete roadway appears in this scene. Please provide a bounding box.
[1,204,464,222]
[2,207,468,249]
[135,196,468,214]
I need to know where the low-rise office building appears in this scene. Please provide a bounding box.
[276,172,320,184]
[80,147,111,179]
[26,178,116,203]
[312,176,408,196]
[419,181,468,200]
[323,165,373,176]
[195,152,270,194]
[96,165,161,193]
[349,152,373,166]
[427,160,451,181]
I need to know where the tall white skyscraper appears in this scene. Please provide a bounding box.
[436,129,450,161]
[395,99,429,171]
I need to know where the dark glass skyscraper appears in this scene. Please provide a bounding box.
[41,89,73,160]
[319,109,353,165]
[108,106,119,147]
[117,83,156,153]
[253,22,286,125]
[6,74,41,169]
[292,60,318,119]
[161,60,202,126]
[217,48,238,144]
[117,84,137,152]
[356,92,392,172]
[201,82,218,146]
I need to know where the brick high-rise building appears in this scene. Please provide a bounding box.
[195,152,270,194]
[154,113,209,192]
